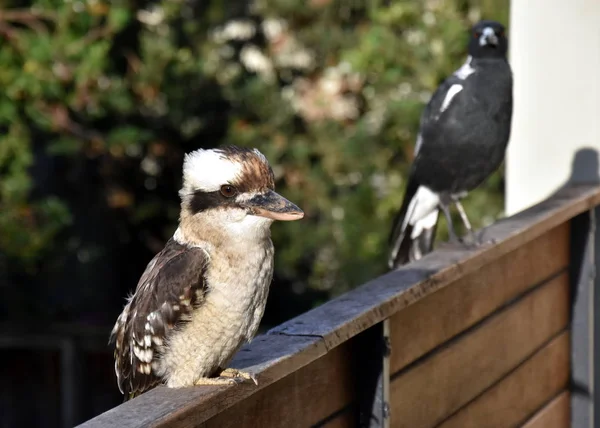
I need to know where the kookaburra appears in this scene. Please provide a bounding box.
[110,146,304,399]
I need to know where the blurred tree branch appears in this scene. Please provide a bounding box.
[0,0,508,324]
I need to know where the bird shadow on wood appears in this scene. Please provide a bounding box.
[560,148,600,313]
[476,147,600,246]
[490,148,600,411]
[476,147,599,318]
[472,148,600,419]
[560,148,600,412]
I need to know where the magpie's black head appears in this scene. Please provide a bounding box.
[468,20,508,59]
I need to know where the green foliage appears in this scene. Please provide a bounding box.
[1,0,508,301]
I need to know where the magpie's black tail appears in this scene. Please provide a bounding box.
[388,178,440,270]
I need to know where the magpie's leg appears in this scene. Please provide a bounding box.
[439,202,461,243]
[454,199,478,245]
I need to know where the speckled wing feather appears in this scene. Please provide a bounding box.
[109,238,209,400]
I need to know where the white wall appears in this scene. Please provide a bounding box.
[506,0,600,215]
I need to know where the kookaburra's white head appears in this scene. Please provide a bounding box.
[176,146,303,245]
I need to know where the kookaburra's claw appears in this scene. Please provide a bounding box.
[194,376,242,386]
[219,368,258,385]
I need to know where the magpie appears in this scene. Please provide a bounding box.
[388,20,513,269]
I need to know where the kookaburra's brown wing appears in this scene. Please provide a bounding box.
[109,238,208,400]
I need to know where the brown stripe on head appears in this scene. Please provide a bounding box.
[215,146,275,193]
[180,146,278,216]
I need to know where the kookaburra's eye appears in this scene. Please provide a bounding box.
[220,185,237,198]
[474,31,481,38]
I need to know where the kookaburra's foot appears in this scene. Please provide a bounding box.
[194,376,244,386]
[219,368,258,385]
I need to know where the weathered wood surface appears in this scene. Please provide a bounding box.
[521,392,571,428]
[77,185,600,428]
[271,185,598,352]
[78,335,327,428]
[389,273,569,428]
[317,409,355,428]
[437,332,570,428]
[201,341,356,428]
[389,224,568,374]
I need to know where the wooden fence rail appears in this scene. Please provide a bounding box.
[78,184,600,428]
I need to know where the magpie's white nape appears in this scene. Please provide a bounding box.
[388,20,513,270]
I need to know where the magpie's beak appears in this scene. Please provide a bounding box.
[243,190,304,221]
[480,28,499,47]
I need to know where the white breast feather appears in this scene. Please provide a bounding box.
[158,241,274,388]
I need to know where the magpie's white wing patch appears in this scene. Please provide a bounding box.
[388,184,440,268]
[411,209,439,239]
[440,84,463,114]
[414,133,423,155]
[403,186,440,232]
[454,56,475,80]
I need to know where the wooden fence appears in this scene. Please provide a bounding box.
[78,184,600,428]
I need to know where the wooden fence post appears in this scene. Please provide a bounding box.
[569,208,600,428]
[356,320,390,428]
[76,186,600,428]
[60,337,84,428]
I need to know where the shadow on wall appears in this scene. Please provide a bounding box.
[567,147,600,185]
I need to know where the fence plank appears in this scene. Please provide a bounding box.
[569,209,597,428]
[200,341,356,428]
[271,185,599,353]
[78,185,600,428]
[389,273,569,428]
[521,392,571,428]
[389,224,568,374]
[356,320,390,428]
[318,409,355,428]
[437,331,570,428]
[77,334,327,428]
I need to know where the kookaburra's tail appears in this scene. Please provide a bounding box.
[388,177,440,269]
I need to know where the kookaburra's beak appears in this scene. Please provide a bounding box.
[243,190,304,221]
[480,27,498,47]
